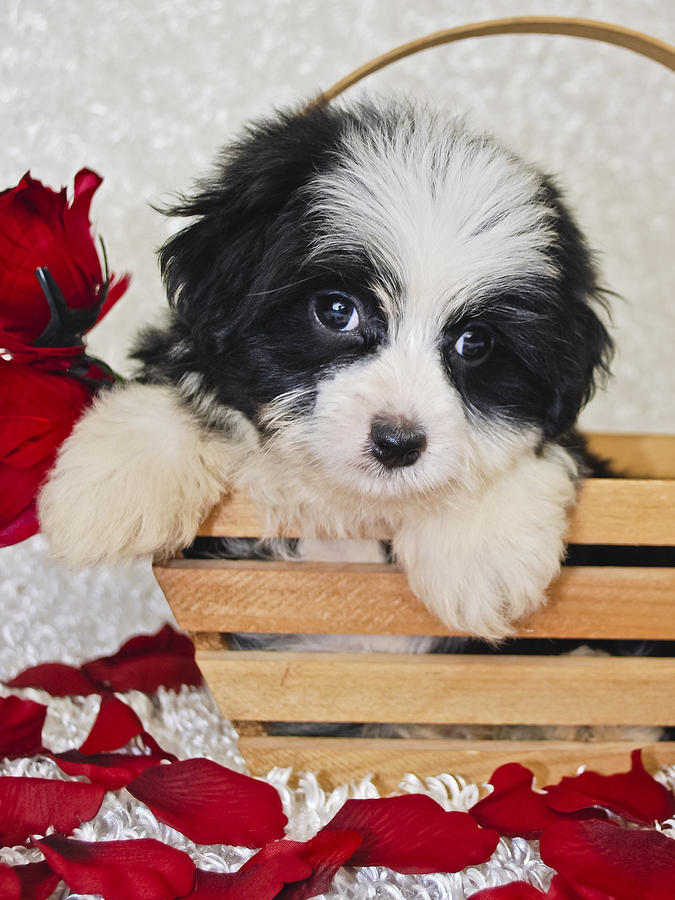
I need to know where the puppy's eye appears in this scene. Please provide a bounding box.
[453,325,494,364]
[312,292,360,332]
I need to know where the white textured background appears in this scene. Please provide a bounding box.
[2,0,674,432]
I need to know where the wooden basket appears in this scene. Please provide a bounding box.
[154,19,675,792]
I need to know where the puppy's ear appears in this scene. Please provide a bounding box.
[157,106,343,351]
[540,180,614,439]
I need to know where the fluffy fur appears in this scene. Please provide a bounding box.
[39,98,612,640]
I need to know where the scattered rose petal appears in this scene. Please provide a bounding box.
[469,764,593,839]
[324,794,499,874]
[546,874,614,899]
[37,835,195,900]
[82,625,202,693]
[278,830,363,900]
[186,840,312,899]
[12,860,61,900]
[0,695,46,756]
[78,694,174,760]
[0,776,105,845]
[540,819,675,900]
[544,749,675,826]
[469,877,614,900]
[49,750,168,790]
[470,883,544,899]
[127,757,287,846]
[6,662,103,696]
[78,694,145,754]
[0,862,20,900]
[184,832,361,900]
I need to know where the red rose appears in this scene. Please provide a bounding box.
[0,168,129,547]
[0,362,92,546]
[0,169,129,346]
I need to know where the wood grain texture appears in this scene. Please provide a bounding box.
[238,737,675,793]
[586,433,675,479]
[197,650,675,726]
[155,562,675,640]
[196,479,675,545]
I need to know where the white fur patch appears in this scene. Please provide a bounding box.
[38,383,252,567]
[309,104,557,333]
[394,444,578,639]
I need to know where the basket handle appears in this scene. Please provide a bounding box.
[311,16,675,107]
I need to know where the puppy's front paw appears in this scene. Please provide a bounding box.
[394,447,577,640]
[38,383,235,567]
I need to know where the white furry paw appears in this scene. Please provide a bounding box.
[393,447,578,640]
[38,383,236,567]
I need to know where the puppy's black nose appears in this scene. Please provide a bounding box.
[370,420,427,469]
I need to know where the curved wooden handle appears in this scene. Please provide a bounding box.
[311,16,675,107]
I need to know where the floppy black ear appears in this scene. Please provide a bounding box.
[539,180,614,440]
[157,105,345,354]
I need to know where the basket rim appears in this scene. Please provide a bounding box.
[310,16,675,108]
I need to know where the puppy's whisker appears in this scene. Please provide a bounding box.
[245,275,317,298]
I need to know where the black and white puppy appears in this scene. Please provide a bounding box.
[39,98,612,640]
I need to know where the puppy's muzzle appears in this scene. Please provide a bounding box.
[370,420,427,469]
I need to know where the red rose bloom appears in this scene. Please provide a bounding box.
[0,169,128,345]
[0,168,129,547]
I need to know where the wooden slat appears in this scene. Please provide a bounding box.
[155,561,675,640]
[585,433,675,479]
[197,650,675,726]
[239,737,675,793]
[569,480,675,545]
[196,479,675,545]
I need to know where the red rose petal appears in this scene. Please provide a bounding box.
[190,831,361,900]
[49,750,168,790]
[470,878,613,900]
[544,749,675,826]
[78,694,144,754]
[187,841,312,899]
[0,862,20,900]
[6,662,103,696]
[470,883,544,899]
[78,694,175,760]
[540,819,675,900]
[127,757,287,847]
[470,763,588,839]
[37,835,195,900]
[96,271,132,325]
[1,362,91,548]
[278,830,363,900]
[12,860,61,900]
[188,865,304,900]
[82,625,202,693]
[0,499,39,547]
[0,776,105,845]
[324,794,499,874]
[0,696,46,756]
[546,874,614,900]
[63,168,105,288]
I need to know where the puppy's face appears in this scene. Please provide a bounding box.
[142,101,612,501]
